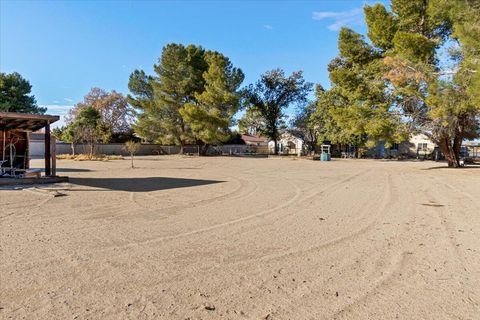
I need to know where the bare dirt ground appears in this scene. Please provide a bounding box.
[1,156,479,319]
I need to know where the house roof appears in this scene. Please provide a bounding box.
[241,134,268,143]
[0,112,59,132]
[280,129,304,140]
[464,141,480,147]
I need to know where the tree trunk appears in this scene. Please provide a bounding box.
[453,133,462,164]
[438,135,461,168]
[89,141,95,159]
[274,139,278,155]
[199,144,210,156]
[71,143,75,156]
[131,153,134,168]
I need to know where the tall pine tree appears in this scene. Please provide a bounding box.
[314,0,479,167]
[180,51,244,155]
[128,44,244,154]
[0,72,45,114]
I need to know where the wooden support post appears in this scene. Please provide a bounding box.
[26,131,30,169]
[51,136,56,176]
[45,122,51,176]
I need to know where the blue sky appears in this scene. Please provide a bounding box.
[1,0,386,124]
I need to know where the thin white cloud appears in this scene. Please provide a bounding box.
[312,8,364,31]
[264,24,274,30]
[63,98,73,102]
[40,104,73,116]
[41,105,73,128]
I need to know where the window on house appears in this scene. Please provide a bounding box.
[391,143,399,150]
[417,143,428,151]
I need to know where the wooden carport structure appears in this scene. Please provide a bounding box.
[1,112,59,178]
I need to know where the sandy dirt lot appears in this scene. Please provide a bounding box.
[1,156,479,319]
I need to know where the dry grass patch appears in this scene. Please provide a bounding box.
[56,154,124,161]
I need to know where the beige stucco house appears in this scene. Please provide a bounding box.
[269,131,304,155]
[399,133,437,158]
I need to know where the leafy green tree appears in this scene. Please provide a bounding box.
[127,70,158,142]
[290,85,324,152]
[0,72,46,114]
[380,0,479,167]
[62,124,83,156]
[364,4,397,51]
[128,44,208,152]
[318,0,479,166]
[75,106,111,157]
[238,106,264,136]
[245,69,312,154]
[128,43,244,154]
[322,28,407,149]
[123,140,141,168]
[52,125,82,156]
[310,86,364,148]
[68,87,133,134]
[180,51,244,155]
[52,127,64,141]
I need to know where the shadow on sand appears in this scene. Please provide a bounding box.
[69,177,223,192]
[57,168,94,173]
[422,164,480,170]
[35,167,94,173]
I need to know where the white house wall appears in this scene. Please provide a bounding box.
[399,134,436,157]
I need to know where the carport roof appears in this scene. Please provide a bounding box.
[0,112,59,132]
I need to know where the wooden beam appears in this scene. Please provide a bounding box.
[17,121,35,129]
[4,119,24,129]
[0,112,59,123]
[45,122,51,176]
[0,113,59,132]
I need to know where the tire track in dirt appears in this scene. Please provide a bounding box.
[71,158,259,221]
[2,171,295,271]
[226,168,373,238]
[264,168,414,318]
[0,165,383,281]
[329,168,478,319]
[164,169,396,316]
[301,168,372,203]
[128,172,260,219]
[321,171,412,317]
[421,175,472,272]
[126,168,402,320]
[107,177,303,251]
[1,161,270,269]
[5,169,305,271]
[332,251,410,319]
[429,173,478,205]
[7,168,386,286]
[104,168,379,269]
[107,169,394,285]
[0,190,55,220]
[80,166,261,222]
[256,170,393,263]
